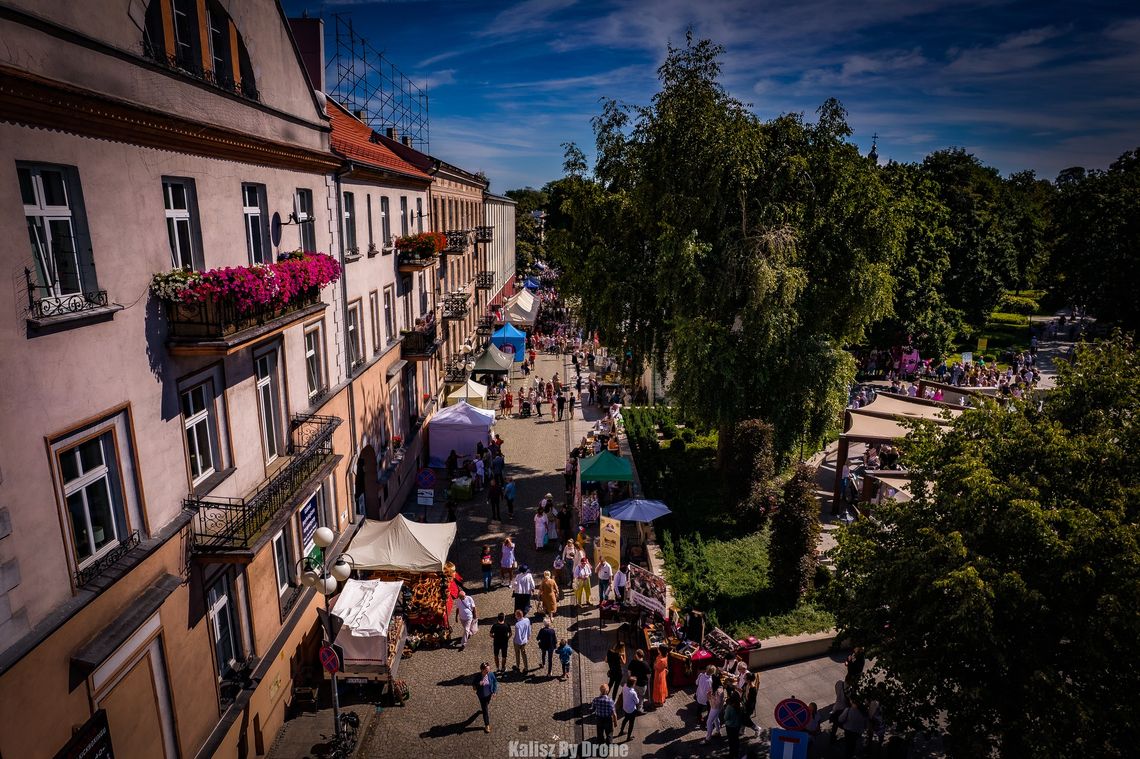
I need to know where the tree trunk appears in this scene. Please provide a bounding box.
[716,420,734,471]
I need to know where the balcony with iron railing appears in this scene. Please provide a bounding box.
[475,271,494,290]
[397,249,437,272]
[164,288,326,354]
[141,42,260,101]
[401,314,440,360]
[188,414,340,556]
[476,315,494,335]
[475,225,494,243]
[442,230,470,255]
[442,292,470,320]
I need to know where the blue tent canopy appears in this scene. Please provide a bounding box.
[523,277,541,290]
[491,323,526,362]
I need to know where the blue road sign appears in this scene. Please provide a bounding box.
[774,697,811,730]
[416,467,437,489]
[769,728,810,759]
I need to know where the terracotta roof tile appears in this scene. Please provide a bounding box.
[326,99,431,181]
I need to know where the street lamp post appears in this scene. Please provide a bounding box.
[297,526,355,746]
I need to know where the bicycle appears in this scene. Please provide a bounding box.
[321,711,360,759]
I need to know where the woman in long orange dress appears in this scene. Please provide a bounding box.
[652,646,669,706]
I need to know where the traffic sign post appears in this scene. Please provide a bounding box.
[319,645,340,675]
[417,488,434,506]
[774,698,811,730]
[416,467,437,489]
[769,729,810,759]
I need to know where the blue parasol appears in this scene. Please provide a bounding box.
[607,498,672,522]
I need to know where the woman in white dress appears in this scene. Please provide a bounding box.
[534,506,548,550]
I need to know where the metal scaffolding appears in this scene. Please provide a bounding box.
[327,14,430,152]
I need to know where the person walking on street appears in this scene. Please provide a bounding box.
[472,662,498,733]
[742,671,761,737]
[592,684,618,745]
[724,691,743,759]
[561,540,579,589]
[606,642,627,696]
[627,649,651,709]
[569,392,577,419]
[556,393,566,421]
[480,545,494,591]
[512,565,535,615]
[487,479,502,521]
[613,564,628,604]
[537,620,558,676]
[454,590,477,650]
[500,537,516,585]
[694,666,714,729]
[845,646,866,688]
[491,451,505,484]
[596,558,613,602]
[574,556,593,606]
[703,678,726,743]
[504,478,516,519]
[489,613,510,673]
[511,609,531,674]
[557,639,573,681]
[539,570,559,616]
[618,677,641,741]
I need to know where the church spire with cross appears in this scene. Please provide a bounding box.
[868,132,879,164]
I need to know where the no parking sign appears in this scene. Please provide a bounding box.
[774,697,811,730]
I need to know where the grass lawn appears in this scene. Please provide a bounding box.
[625,406,835,639]
[950,313,1031,366]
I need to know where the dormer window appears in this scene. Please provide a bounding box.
[143,0,258,101]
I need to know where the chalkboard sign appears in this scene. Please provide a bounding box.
[54,709,115,759]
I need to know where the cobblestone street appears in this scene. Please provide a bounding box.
[361,351,848,759]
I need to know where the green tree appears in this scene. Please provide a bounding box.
[1005,169,1054,291]
[1052,148,1140,329]
[505,186,550,274]
[548,36,902,462]
[830,335,1140,757]
[768,464,821,604]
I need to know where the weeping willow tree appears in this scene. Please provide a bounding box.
[549,34,902,463]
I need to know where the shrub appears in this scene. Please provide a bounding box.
[988,311,1030,327]
[769,464,822,605]
[668,437,685,453]
[999,294,1041,315]
[681,428,696,443]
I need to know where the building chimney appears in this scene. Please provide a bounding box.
[401,136,413,147]
[385,127,399,142]
[354,109,366,121]
[287,17,325,94]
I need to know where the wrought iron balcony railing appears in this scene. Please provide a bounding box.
[475,271,494,290]
[443,358,469,383]
[442,292,470,319]
[25,268,110,320]
[443,230,469,254]
[188,414,340,553]
[476,315,494,335]
[401,319,439,358]
[475,225,494,243]
[141,41,260,101]
[164,288,322,345]
[397,250,437,270]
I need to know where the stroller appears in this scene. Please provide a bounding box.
[519,399,532,418]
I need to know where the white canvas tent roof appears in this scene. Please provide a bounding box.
[867,471,914,502]
[506,289,539,327]
[842,410,912,442]
[329,579,403,667]
[430,399,496,427]
[427,401,495,464]
[861,393,961,423]
[347,515,457,572]
[446,378,491,409]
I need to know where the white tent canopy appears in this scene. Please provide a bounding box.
[347,515,457,572]
[446,378,491,409]
[329,579,404,667]
[428,400,495,464]
[860,393,961,423]
[506,289,539,327]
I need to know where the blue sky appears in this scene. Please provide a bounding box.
[282,0,1140,193]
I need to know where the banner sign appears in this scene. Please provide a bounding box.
[300,495,318,556]
[627,562,667,618]
[54,709,114,759]
[598,516,621,577]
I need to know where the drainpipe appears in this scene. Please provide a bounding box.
[334,162,358,508]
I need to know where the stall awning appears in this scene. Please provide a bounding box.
[866,471,914,502]
[446,379,491,409]
[579,450,633,482]
[347,515,457,572]
[842,410,912,442]
[472,343,513,373]
[860,393,960,423]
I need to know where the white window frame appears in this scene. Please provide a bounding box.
[383,286,395,342]
[206,5,230,80]
[417,272,428,316]
[20,163,91,301]
[347,302,363,370]
[181,381,218,486]
[369,291,381,355]
[343,191,357,252]
[303,322,326,402]
[242,183,270,264]
[416,197,424,233]
[380,196,391,246]
[163,177,201,269]
[295,188,316,252]
[255,348,284,464]
[399,196,409,237]
[272,530,293,596]
[60,433,123,569]
[365,193,374,249]
[207,576,239,677]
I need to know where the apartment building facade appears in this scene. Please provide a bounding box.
[483,192,518,309]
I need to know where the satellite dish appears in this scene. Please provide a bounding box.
[270,212,283,248]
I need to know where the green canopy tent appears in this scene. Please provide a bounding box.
[471,343,513,374]
[578,450,633,482]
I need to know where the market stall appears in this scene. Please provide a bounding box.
[506,290,540,328]
[445,378,491,409]
[328,579,406,698]
[346,517,460,652]
[490,323,527,362]
[426,401,495,466]
[471,343,513,375]
[575,450,633,525]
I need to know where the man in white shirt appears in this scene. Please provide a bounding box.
[474,457,485,490]
[512,609,531,673]
[617,677,641,740]
[613,565,628,604]
[454,590,477,650]
[596,558,613,601]
[511,565,536,616]
[694,665,714,728]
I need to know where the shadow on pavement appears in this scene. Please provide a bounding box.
[418,711,481,738]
